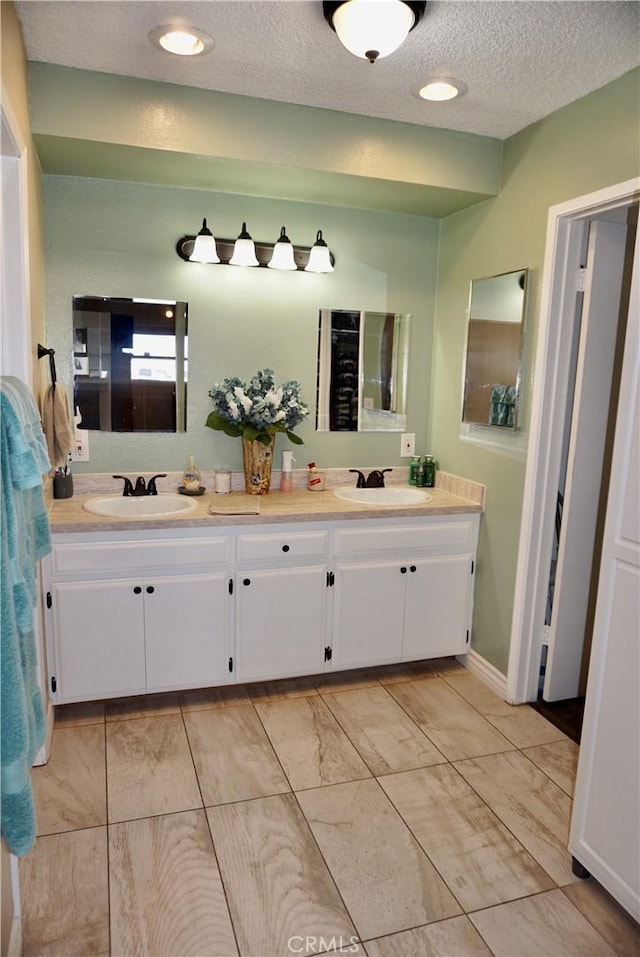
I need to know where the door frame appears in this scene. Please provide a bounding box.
[506,177,640,705]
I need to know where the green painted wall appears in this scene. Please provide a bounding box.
[432,68,640,674]
[44,176,439,474]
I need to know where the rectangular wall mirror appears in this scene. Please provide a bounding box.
[316,309,411,431]
[462,269,528,429]
[73,296,188,433]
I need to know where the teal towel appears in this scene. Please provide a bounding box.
[0,377,51,856]
[489,384,516,428]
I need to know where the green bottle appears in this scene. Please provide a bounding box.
[409,456,420,486]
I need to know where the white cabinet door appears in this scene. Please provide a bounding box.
[143,573,230,692]
[52,579,146,701]
[236,565,327,682]
[402,555,472,660]
[332,561,405,669]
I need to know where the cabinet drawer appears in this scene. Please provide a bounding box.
[334,519,476,556]
[237,530,329,563]
[51,536,231,575]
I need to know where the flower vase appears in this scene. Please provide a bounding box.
[242,435,275,494]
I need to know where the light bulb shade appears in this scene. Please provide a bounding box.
[189,218,220,263]
[305,230,334,273]
[325,0,424,63]
[229,222,259,266]
[268,227,297,271]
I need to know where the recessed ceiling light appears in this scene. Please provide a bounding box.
[148,24,214,57]
[417,78,467,102]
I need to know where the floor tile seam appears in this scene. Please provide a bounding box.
[373,762,561,907]
[359,914,497,952]
[318,688,390,779]
[375,682,452,763]
[178,706,210,813]
[558,882,639,952]
[198,807,243,957]
[287,786,365,943]
[104,710,113,957]
[250,694,311,796]
[519,742,579,799]
[449,756,572,882]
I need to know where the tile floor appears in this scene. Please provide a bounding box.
[21,658,640,957]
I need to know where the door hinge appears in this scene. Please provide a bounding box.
[324,646,333,661]
[46,591,52,609]
[50,675,57,693]
[326,570,335,587]
[228,578,234,595]
[466,630,470,644]
[576,266,586,292]
[228,656,233,673]
[470,560,475,574]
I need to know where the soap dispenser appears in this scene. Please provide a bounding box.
[182,456,202,492]
[280,450,295,492]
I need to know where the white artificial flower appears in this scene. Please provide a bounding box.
[227,397,239,419]
[265,387,282,408]
[234,386,253,414]
[274,409,286,422]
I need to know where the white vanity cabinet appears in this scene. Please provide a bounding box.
[43,529,233,703]
[234,528,330,682]
[44,510,480,703]
[331,516,478,670]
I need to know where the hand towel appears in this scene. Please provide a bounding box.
[42,383,74,470]
[208,494,262,515]
[0,376,51,856]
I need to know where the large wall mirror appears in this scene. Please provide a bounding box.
[316,309,411,431]
[462,269,528,429]
[72,296,188,433]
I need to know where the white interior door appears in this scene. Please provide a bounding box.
[569,232,640,920]
[544,220,628,700]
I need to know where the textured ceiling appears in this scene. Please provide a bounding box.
[15,0,640,140]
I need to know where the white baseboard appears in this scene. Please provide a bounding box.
[457,648,508,700]
[33,696,54,767]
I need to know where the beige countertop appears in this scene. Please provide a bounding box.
[48,484,483,533]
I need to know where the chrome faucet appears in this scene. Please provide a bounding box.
[113,474,167,496]
[349,468,393,488]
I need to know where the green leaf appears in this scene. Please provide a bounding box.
[286,431,304,445]
[205,411,243,438]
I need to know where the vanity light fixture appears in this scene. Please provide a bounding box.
[148,24,214,57]
[188,219,220,263]
[268,227,297,271]
[323,0,426,64]
[305,230,334,273]
[176,221,335,273]
[417,77,467,101]
[229,222,260,267]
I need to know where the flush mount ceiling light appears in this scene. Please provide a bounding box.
[323,0,426,63]
[148,24,214,57]
[417,77,467,101]
[176,221,335,273]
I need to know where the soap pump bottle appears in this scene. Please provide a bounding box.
[182,456,201,492]
[307,461,325,491]
[280,451,295,492]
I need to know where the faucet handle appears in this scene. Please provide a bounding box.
[113,475,134,497]
[349,469,366,488]
[134,476,147,495]
[147,474,167,495]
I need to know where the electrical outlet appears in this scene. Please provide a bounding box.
[400,433,415,457]
[73,430,90,462]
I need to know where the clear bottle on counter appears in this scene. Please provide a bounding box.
[182,456,202,491]
[409,456,421,486]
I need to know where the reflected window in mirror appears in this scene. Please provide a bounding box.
[72,296,188,433]
[462,270,528,430]
[316,309,411,432]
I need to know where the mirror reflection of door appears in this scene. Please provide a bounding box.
[316,309,411,431]
[72,296,188,433]
[462,270,527,429]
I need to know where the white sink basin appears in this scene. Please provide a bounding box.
[333,486,433,506]
[83,493,199,518]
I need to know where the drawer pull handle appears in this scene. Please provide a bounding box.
[243,578,251,586]
[146,585,155,595]
[282,544,290,553]
[400,566,407,574]
[133,586,142,595]
[410,565,417,573]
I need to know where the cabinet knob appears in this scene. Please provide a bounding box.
[410,565,417,573]
[281,544,290,553]
[146,585,155,594]
[243,578,251,586]
[133,586,142,595]
[400,566,407,574]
